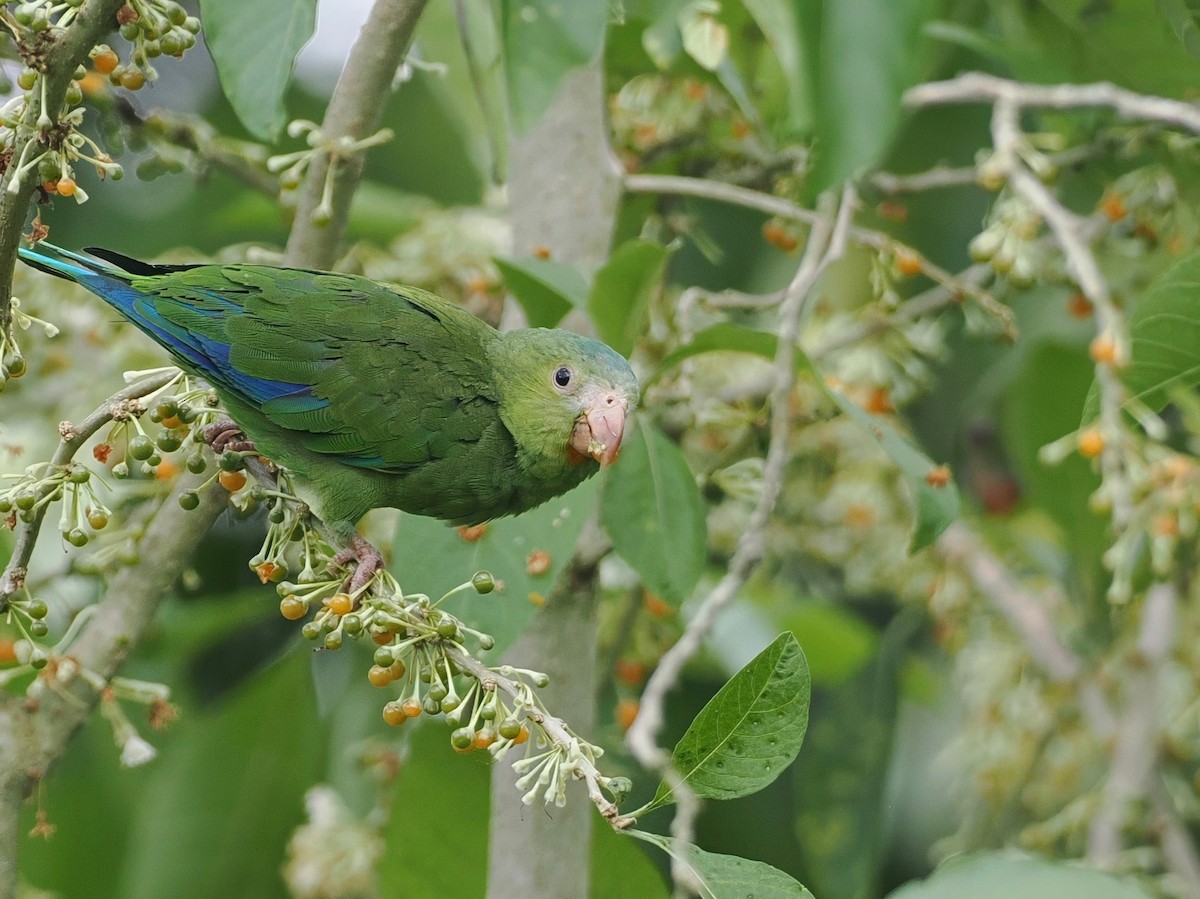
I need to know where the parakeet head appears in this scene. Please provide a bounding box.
[490,329,639,472]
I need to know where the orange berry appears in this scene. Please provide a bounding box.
[55,178,76,198]
[217,469,246,492]
[762,220,798,252]
[154,458,177,481]
[382,702,407,726]
[390,660,406,680]
[92,443,112,464]
[93,50,119,74]
[473,729,497,750]
[368,665,393,687]
[526,549,551,577]
[1067,293,1093,319]
[1099,192,1127,222]
[371,629,394,645]
[615,697,640,731]
[327,592,353,616]
[279,597,307,620]
[532,245,552,260]
[1077,427,1105,459]
[41,180,58,194]
[0,639,16,664]
[925,464,952,488]
[119,68,145,91]
[457,523,487,542]
[731,119,750,139]
[1089,333,1120,367]
[643,593,672,619]
[513,724,530,745]
[894,248,923,278]
[878,201,908,223]
[1153,514,1179,537]
[160,414,182,429]
[684,80,707,101]
[401,698,422,718]
[614,658,647,686]
[864,386,894,415]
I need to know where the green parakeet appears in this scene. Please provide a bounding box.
[20,244,637,579]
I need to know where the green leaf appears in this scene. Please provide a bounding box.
[885,852,1154,899]
[502,0,608,134]
[495,256,589,328]
[199,0,316,141]
[805,0,942,192]
[831,391,959,552]
[1159,0,1200,58]
[117,650,324,899]
[589,239,669,356]
[794,615,916,899]
[743,0,807,131]
[647,633,810,812]
[680,1,729,70]
[380,725,668,898]
[630,832,814,899]
[602,423,707,604]
[647,323,812,390]
[1114,249,1200,414]
[392,477,600,657]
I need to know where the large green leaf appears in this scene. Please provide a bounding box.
[645,633,809,812]
[805,0,943,192]
[1158,0,1200,58]
[116,650,324,899]
[502,0,608,134]
[495,256,589,328]
[794,615,915,899]
[380,725,668,898]
[392,477,600,657]
[589,239,669,357]
[630,832,814,899]
[199,0,316,141]
[831,391,959,552]
[601,423,707,604]
[1117,249,1200,414]
[886,853,1154,899]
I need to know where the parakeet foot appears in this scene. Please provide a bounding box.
[204,418,256,455]
[332,536,384,593]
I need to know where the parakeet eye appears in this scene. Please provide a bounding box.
[553,365,574,389]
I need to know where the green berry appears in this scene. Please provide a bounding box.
[165,2,187,26]
[68,467,91,484]
[301,621,321,641]
[498,718,522,740]
[450,727,475,750]
[0,498,11,513]
[178,491,200,511]
[65,528,89,547]
[428,682,448,702]
[219,451,244,472]
[478,634,495,651]
[111,461,130,479]
[6,355,27,378]
[422,697,441,715]
[16,69,36,92]
[182,16,201,33]
[29,649,48,670]
[26,598,48,620]
[373,647,394,667]
[185,451,207,474]
[324,632,343,651]
[341,614,363,636]
[156,430,182,453]
[65,83,83,106]
[128,434,154,461]
[28,620,48,639]
[436,621,459,639]
[472,570,495,594]
[14,492,36,512]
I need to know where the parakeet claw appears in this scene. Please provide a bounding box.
[204,418,256,455]
[331,535,385,593]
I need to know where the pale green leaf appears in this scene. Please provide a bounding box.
[831,391,958,552]
[647,322,813,390]
[886,852,1154,899]
[648,633,809,811]
[589,239,669,357]
[601,423,706,604]
[502,0,608,134]
[392,478,599,657]
[680,2,728,71]
[630,832,814,899]
[199,0,316,141]
[495,256,589,328]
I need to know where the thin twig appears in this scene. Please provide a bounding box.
[905,72,1200,134]
[284,0,429,269]
[625,172,1012,336]
[0,371,177,607]
[625,185,855,894]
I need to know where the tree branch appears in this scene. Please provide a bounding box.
[284,0,429,269]
[0,0,128,339]
[626,185,855,894]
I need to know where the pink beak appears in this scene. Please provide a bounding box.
[569,396,628,465]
